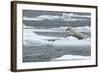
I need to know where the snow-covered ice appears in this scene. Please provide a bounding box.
[52,55,91,61]
[23,25,91,46]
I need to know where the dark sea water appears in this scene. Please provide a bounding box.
[23,20,90,28]
[23,45,91,62]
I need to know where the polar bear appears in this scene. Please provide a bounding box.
[65,27,88,39]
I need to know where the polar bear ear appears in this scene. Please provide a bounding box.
[65,27,72,31]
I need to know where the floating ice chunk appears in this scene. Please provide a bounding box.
[23,28,90,46]
[23,30,90,46]
[23,24,34,29]
[52,55,91,61]
[23,13,90,21]
[51,36,90,46]
[66,36,78,40]
[23,29,58,46]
